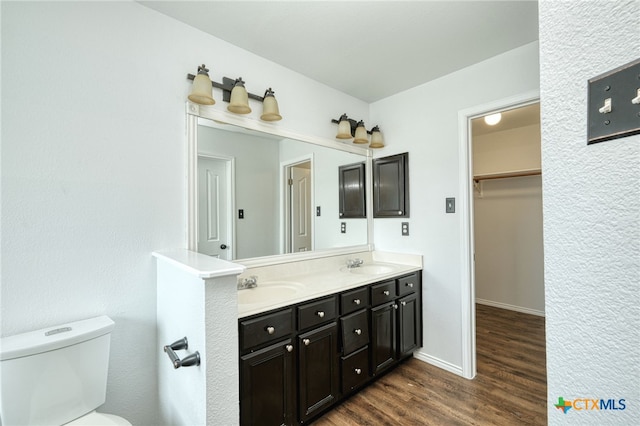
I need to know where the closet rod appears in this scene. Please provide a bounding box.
[473,168,541,183]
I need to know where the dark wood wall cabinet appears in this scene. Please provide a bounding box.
[238,271,422,425]
[338,162,366,219]
[373,152,410,218]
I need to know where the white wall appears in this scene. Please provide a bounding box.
[0,2,367,424]
[539,1,640,424]
[370,41,540,370]
[473,123,544,315]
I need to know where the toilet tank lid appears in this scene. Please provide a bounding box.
[1,316,114,361]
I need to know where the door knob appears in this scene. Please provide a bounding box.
[220,244,228,249]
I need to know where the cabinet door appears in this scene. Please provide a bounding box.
[298,322,339,422]
[370,301,397,375]
[373,152,409,218]
[240,339,295,426]
[397,292,421,358]
[338,162,366,218]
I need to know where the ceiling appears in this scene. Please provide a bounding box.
[139,1,539,103]
[472,102,540,137]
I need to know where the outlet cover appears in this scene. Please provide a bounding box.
[341,222,346,234]
[402,222,409,236]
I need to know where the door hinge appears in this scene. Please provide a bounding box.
[288,178,293,185]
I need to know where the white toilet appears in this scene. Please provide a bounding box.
[0,316,132,425]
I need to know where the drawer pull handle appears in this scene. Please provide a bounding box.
[266,326,275,335]
[353,298,361,305]
[383,290,390,296]
[354,328,362,335]
[402,301,407,306]
[286,344,293,352]
[406,282,414,288]
[355,368,362,375]
[303,338,310,346]
[316,311,325,318]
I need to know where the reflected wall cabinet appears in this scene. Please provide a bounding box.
[338,162,366,218]
[373,152,409,218]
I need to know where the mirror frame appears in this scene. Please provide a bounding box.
[186,102,374,266]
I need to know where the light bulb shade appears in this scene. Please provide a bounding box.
[228,78,251,114]
[260,88,282,121]
[188,65,215,105]
[484,112,502,126]
[336,114,352,139]
[353,121,369,144]
[369,126,384,148]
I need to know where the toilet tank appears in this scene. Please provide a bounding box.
[0,316,115,426]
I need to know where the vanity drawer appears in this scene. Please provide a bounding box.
[397,272,419,297]
[340,309,369,355]
[240,308,293,351]
[297,296,337,331]
[370,280,397,306]
[340,286,369,315]
[341,345,370,394]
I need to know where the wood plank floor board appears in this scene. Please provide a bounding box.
[313,304,546,425]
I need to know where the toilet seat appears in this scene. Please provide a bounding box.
[65,411,132,426]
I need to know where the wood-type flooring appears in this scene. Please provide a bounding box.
[314,304,547,425]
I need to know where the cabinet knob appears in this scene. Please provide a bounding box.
[285,344,293,352]
[383,290,390,296]
[354,368,362,375]
[316,311,325,318]
[398,211,403,215]
[303,338,310,346]
[401,301,407,306]
[393,304,398,310]
[406,282,414,288]
[354,328,362,335]
[353,298,361,305]
[266,326,275,335]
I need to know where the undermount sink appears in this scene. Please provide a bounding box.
[238,281,304,305]
[342,263,397,275]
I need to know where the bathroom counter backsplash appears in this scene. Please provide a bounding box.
[236,251,422,318]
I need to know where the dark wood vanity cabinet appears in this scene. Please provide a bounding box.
[239,271,422,425]
[373,152,409,218]
[338,162,366,219]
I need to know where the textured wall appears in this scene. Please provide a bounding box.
[539,1,640,424]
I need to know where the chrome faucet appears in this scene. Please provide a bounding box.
[346,258,364,269]
[238,276,258,290]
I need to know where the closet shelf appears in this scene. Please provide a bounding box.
[473,168,541,182]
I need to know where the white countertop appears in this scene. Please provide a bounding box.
[153,249,246,278]
[238,261,421,318]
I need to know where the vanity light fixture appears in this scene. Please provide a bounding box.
[188,64,215,105]
[186,65,282,121]
[484,112,502,126]
[331,114,385,148]
[260,88,282,121]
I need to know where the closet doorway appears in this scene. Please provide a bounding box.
[471,102,544,317]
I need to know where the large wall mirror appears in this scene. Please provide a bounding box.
[186,103,373,264]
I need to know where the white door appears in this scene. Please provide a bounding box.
[198,156,231,259]
[290,164,312,252]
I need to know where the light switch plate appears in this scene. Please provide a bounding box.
[587,58,640,144]
[446,198,455,213]
[316,206,321,216]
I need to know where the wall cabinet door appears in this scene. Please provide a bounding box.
[373,152,409,218]
[298,322,339,422]
[397,292,421,358]
[240,339,295,426]
[338,162,366,218]
[371,301,397,375]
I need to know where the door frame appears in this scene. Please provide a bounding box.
[281,154,314,254]
[197,153,236,260]
[457,90,540,379]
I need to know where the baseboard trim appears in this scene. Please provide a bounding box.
[476,298,545,317]
[413,351,469,378]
